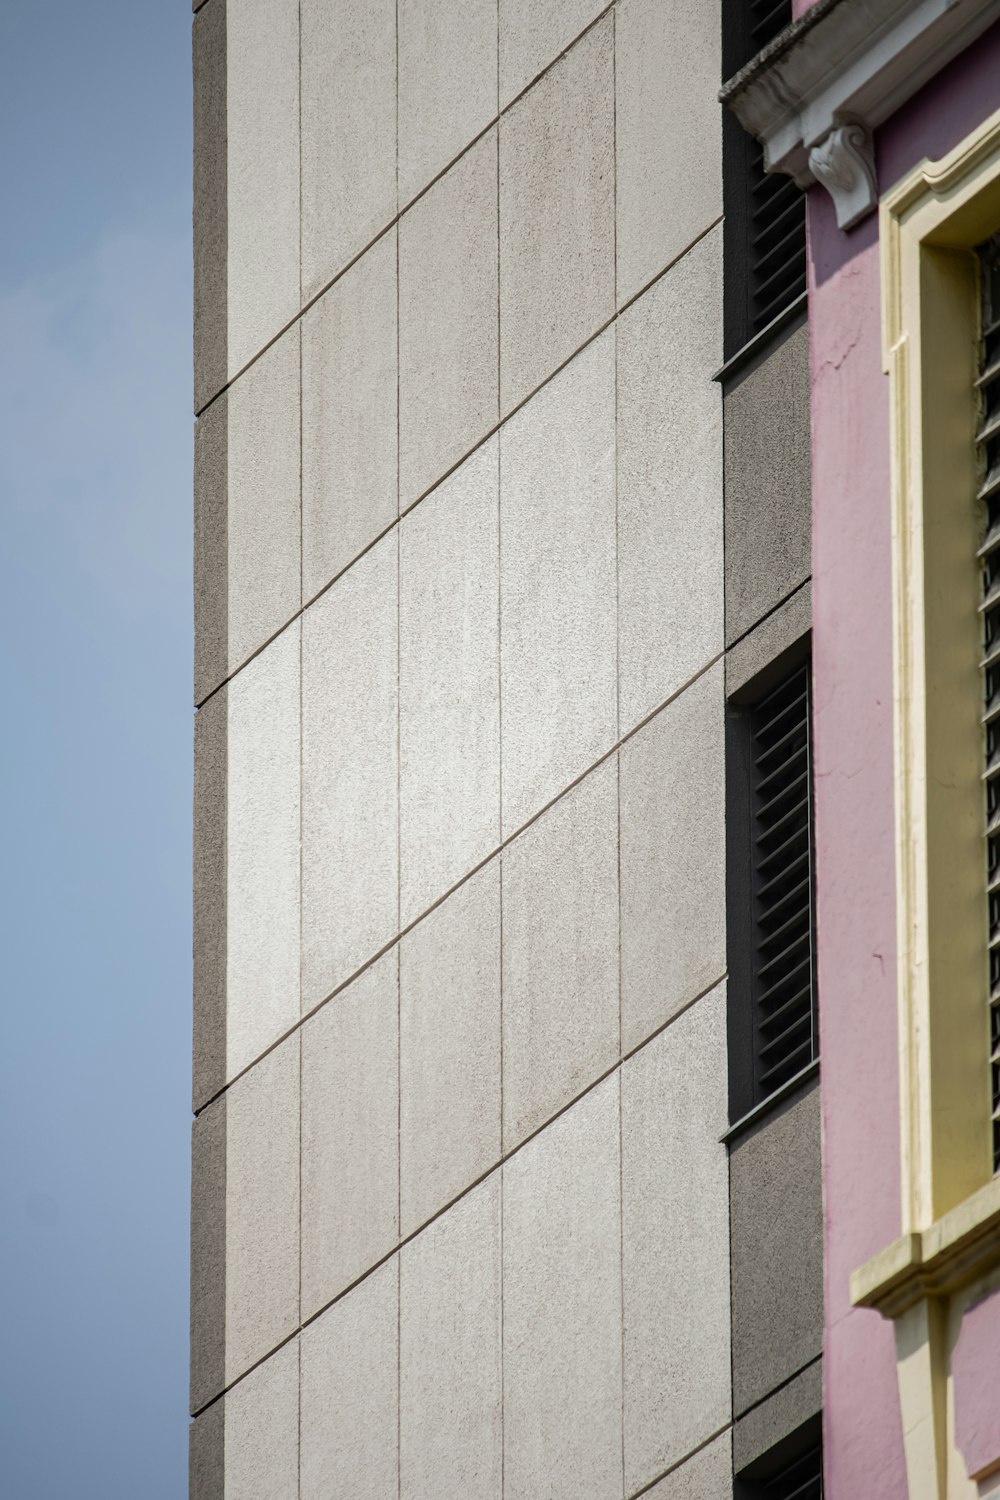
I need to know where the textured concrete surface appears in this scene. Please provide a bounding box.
[194,2,755,1491]
[502,1077,622,1500]
[193,390,228,703]
[499,19,614,413]
[732,1357,822,1473]
[622,985,731,1491]
[300,0,395,301]
[398,0,497,202]
[730,1081,824,1415]
[400,1178,503,1498]
[642,1432,732,1500]
[724,321,812,645]
[499,0,607,107]
[499,331,616,834]
[726,582,812,698]
[617,226,723,734]
[300,952,399,1318]
[188,1397,224,1500]
[225,1340,299,1500]
[225,0,299,377]
[195,326,300,698]
[399,131,499,507]
[224,621,300,1085]
[502,758,619,1149]
[224,328,300,678]
[619,664,726,1052]
[193,684,227,1111]
[301,231,398,601]
[301,535,398,1009]
[300,1260,399,1500]
[399,864,501,1236]
[192,0,227,412]
[190,1096,227,1415]
[399,439,500,924]
[223,1036,299,1389]
[615,0,722,306]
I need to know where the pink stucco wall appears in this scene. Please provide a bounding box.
[812,23,1000,1498]
[953,1288,1000,1481]
[809,192,908,1498]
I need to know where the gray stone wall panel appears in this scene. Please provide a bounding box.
[617,228,723,735]
[502,1077,623,1500]
[219,328,300,685]
[619,665,726,1053]
[193,394,228,705]
[400,1178,503,1498]
[499,0,607,108]
[641,1432,732,1500]
[225,0,299,378]
[190,1097,226,1415]
[301,536,398,1009]
[501,758,619,1150]
[615,0,722,306]
[300,1261,399,1500]
[192,689,227,1112]
[193,0,227,412]
[724,321,812,645]
[399,439,500,925]
[300,953,399,1319]
[621,985,732,1492]
[222,1038,300,1390]
[188,1398,224,1500]
[300,0,396,303]
[732,1357,822,1473]
[725,581,812,698]
[729,1081,824,1415]
[398,0,498,203]
[399,132,499,508]
[301,231,398,603]
[400,864,501,1238]
[499,331,616,834]
[222,623,300,1085]
[224,1341,299,1500]
[499,19,614,414]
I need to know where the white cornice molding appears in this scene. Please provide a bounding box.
[721,0,1000,223]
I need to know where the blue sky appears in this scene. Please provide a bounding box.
[0,4,192,1494]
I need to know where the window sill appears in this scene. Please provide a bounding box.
[851,1175,1000,1320]
[714,292,808,387]
[722,1059,819,1147]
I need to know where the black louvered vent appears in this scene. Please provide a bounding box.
[749,146,807,338]
[750,663,818,1103]
[748,0,792,57]
[761,1441,823,1500]
[977,235,1000,1172]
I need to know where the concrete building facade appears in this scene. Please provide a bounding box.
[190,2,822,1497]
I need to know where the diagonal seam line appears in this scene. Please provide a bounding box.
[193,646,725,1116]
[192,0,618,424]
[189,964,728,1421]
[193,214,724,714]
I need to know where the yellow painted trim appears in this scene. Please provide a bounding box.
[882,107,1000,1233]
[851,1176,1000,1316]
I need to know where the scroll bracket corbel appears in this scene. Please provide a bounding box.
[808,123,878,230]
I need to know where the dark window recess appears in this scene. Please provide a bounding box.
[727,654,818,1121]
[747,0,792,56]
[747,152,807,339]
[722,0,806,359]
[735,1418,823,1500]
[976,234,1000,1172]
[757,1442,823,1499]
